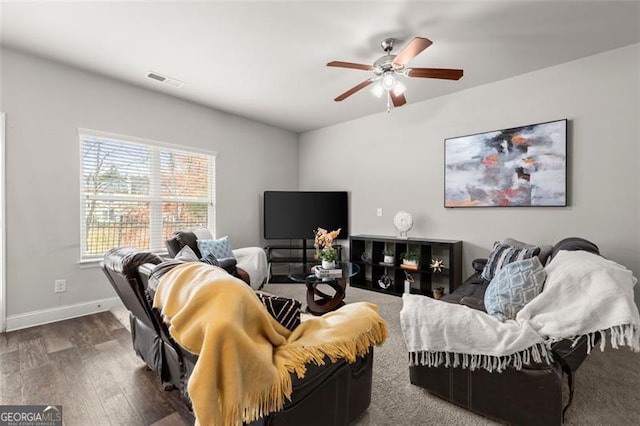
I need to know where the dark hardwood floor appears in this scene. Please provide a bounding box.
[0,312,195,425]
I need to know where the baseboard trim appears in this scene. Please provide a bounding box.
[5,297,123,332]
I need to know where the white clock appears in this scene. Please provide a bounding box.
[393,211,413,239]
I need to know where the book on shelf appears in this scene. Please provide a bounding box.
[313,266,342,278]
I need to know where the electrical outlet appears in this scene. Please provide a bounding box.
[377,208,383,217]
[54,279,66,293]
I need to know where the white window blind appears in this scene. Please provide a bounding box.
[79,131,215,260]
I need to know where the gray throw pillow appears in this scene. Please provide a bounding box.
[503,237,553,266]
[481,242,541,281]
[175,245,199,262]
[484,257,546,321]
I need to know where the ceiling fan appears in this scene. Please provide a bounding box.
[327,37,463,111]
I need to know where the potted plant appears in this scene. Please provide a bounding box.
[382,248,394,265]
[318,247,338,269]
[314,227,341,269]
[433,286,445,300]
[401,251,421,267]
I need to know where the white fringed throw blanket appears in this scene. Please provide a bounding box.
[400,250,640,372]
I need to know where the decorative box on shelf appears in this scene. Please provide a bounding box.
[400,263,419,271]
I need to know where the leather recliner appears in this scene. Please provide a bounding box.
[102,247,374,426]
[408,237,601,426]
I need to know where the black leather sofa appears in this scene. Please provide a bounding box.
[409,237,601,426]
[102,247,374,426]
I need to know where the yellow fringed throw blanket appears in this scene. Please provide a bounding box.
[153,262,387,426]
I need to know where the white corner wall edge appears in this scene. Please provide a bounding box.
[5,297,122,332]
[0,112,6,333]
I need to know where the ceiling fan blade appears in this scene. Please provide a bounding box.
[390,91,407,107]
[393,37,433,66]
[406,68,464,80]
[334,79,375,102]
[327,61,374,71]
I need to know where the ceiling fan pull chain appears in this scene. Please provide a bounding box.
[386,92,392,113]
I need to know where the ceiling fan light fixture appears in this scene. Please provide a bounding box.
[381,71,396,91]
[371,82,385,98]
[393,80,407,96]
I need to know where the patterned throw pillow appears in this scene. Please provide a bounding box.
[197,236,235,260]
[481,242,541,281]
[484,257,546,321]
[503,238,553,266]
[256,293,302,331]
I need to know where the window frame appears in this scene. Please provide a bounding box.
[78,128,216,263]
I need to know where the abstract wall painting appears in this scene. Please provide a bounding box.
[444,119,567,207]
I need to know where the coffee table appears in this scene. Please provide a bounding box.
[288,262,360,315]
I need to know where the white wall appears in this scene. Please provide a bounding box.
[0,48,298,327]
[300,44,640,304]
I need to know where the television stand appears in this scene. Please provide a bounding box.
[265,240,342,283]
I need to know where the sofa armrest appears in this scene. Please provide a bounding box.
[201,254,238,276]
[472,258,488,273]
[217,257,237,270]
[460,296,486,312]
[550,336,595,372]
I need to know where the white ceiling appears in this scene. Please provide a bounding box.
[1,1,639,133]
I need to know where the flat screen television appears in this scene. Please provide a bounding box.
[263,191,349,239]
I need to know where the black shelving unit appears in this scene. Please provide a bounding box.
[349,235,462,297]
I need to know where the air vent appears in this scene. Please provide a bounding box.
[147,72,166,82]
[164,78,184,88]
[146,71,184,88]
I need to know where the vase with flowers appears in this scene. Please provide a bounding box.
[314,227,341,269]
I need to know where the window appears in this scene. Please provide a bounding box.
[79,130,215,260]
